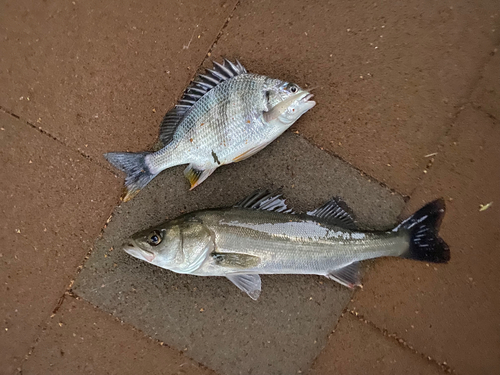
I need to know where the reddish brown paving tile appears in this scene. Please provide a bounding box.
[0,111,120,373]
[309,314,444,375]
[348,106,500,373]
[23,297,215,375]
[206,0,499,194]
[472,50,500,120]
[0,0,238,161]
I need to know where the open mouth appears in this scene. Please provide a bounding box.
[123,242,156,262]
[302,93,314,102]
[300,92,316,109]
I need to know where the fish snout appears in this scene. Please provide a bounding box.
[300,93,316,110]
[123,243,156,262]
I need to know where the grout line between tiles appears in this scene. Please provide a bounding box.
[295,132,409,201]
[65,292,219,374]
[12,7,245,372]
[0,105,118,176]
[204,0,241,60]
[347,309,456,374]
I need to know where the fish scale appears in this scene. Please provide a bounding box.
[163,75,270,167]
[195,209,408,276]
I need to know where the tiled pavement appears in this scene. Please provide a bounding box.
[0,0,498,374]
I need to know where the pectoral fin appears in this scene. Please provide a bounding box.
[213,253,261,268]
[226,274,262,300]
[232,142,270,163]
[325,262,362,288]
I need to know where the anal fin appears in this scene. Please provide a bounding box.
[184,164,217,190]
[226,274,261,300]
[325,262,362,289]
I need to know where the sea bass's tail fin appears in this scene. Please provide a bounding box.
[398,199,450,263]
[104,152,156,202]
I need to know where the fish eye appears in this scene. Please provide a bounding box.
[147,230,162,246]
[289,84,298,93]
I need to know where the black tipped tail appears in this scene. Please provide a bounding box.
[399,199,450,263]
[104,152,156,202]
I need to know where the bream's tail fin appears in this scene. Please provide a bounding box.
[397,199,450,263]
[104,152,157,202]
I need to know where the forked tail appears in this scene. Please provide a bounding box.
[104,152,157,202]
[397,199,450,263]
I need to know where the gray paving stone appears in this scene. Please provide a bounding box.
[73,132,405,375]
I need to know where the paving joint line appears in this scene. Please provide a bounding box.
[205,0,241,60]
[347,309,455,374]
[294,132,408,201]
[17,208,119,373]
[0,105,118,176]
[62,293,218,374]
[173,0,241,102]
[470,102,499,123]
[307,306,352,372]
[457,45,499,109]
[408,45,499,198]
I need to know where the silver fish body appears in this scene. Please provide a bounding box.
[124,191,450,300]
[178,209,409,276]
[105,61,316,201]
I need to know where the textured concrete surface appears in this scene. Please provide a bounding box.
[1,0,499,374]
[472,51,500,120]
[0,111,119,373]
[206,0,499,194]
[73,132,405,375]
[309,313,444,375]
[0,0,238,161]
[348,106,500,374]
[23,297,214,375]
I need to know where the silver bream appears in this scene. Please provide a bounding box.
[105,60,316,201]
[123,191,450,299]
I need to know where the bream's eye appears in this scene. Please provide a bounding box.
[290,85,298,93]
[147,230,162,246]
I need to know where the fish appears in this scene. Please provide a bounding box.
[104,60,316,201]
[123,191,450,300]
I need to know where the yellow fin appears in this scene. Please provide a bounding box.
[183,164,217,190]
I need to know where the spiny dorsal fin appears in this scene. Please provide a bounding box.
[325,262,362,288]
[307,197,357,230]
[159,59,248,146]
[234,190,294,213]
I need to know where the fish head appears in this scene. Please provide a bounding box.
[123,222,182,269]
[263,78,316,127]
[123,215,214,273]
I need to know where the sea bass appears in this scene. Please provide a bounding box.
[105,60,316,201]
[123,191,450,300]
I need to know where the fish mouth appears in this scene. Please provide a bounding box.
[299,92,316,109]
[123,242,156,262]
[301,93,315,102]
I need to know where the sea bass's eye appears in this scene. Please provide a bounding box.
[147,230,162,246]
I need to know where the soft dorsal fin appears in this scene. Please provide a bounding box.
[159,59,248,146]
[307,197,357,230]
[234,190,294,213]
